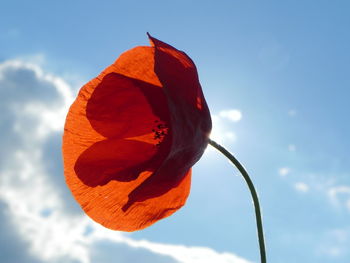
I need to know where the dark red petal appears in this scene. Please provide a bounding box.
[148,34,210,115]
[118,35,212,209]
[150,33,212,140]
[75,169,191,232]
[152,36,212,171]
[64,135,191,230]
[124,150,197,210]
[87,73,169,138]
[74,139,158,186]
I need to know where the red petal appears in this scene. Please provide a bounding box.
[77,169,191,231]
[63,35,212,231]
[63,43,192,231]
[119,35,212,210]
[87,72,169,138]
[74,139,158,186]
[148,34,209,114]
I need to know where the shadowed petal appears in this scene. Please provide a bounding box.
[66,163,191,231]
[87,73,170,138]
[75,139,158,186]
[148,34,210,115]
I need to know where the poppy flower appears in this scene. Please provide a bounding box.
[62,33,212,231]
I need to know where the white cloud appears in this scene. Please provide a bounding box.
[0,59,88,263]
[91,227,251,263]
[219,109,242,122]
[328,185,350,211]
[0,60,251,263]
[209,110,242,145]
[294,182,309,193]
[328,186,350,201]
[278,167,290,177]
[123,240,251,263]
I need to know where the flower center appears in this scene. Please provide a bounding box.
[152,120,168,146]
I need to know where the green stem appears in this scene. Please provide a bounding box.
[208,139,266,263]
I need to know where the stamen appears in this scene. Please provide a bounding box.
[152,119,168,146]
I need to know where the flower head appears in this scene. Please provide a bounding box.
[62,34,212,231]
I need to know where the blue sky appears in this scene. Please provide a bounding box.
[1,1,350,262]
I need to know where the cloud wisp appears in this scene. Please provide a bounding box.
[328,185,350,212]
[294,182,309,193]
[209,109,242,146]
[219,109,242,122]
